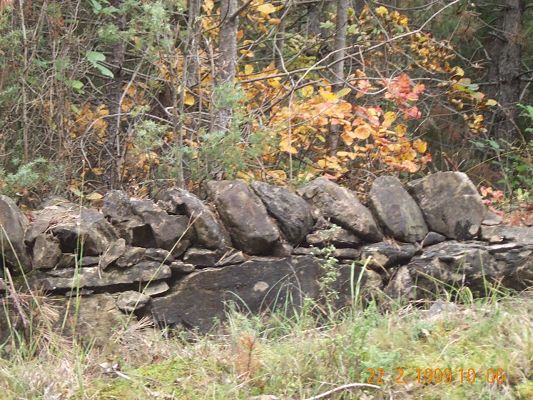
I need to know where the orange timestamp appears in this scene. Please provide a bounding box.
[367,367,507,385]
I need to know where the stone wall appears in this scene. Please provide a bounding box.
[1,172,531,340]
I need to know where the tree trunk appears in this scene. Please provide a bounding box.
[104,0,126,188]
[213,0,238,134]
[327,0,348,155]
[486,0,525,143]
[186,0,202,90]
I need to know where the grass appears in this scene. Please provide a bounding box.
[0,290,531,399]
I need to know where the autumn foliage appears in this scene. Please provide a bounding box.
[0,1,507,198]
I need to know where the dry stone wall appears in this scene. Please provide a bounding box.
[1,172,532,341]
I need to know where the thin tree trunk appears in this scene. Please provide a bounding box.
[186,0,201,90]
[328,0,348,155]
[213,0,238,134]
[104,0,126,188]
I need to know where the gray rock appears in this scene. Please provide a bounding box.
[207,180,280,255]
[426,300,459,320]
[151,256,322,332]
[58,294,127,347]
[360,241,417,269]
[144,248,173,263]
[332,264,383,308]
[31,262,171,291]
[384,266,416,300]
[480,225,533,246]
[169,261,196,274]
[482,211,503,226]
[32,234,62,270]
[298,178,382,242]
[131,199,192,254]
[28,203,118,256]
[333,248,361,260]
[183,248,224,267]
[115,246,145,268]
[215,249,247,266]
[56,253,99,268]
[421,232,447,247]
[306,226,362,248]
[117,291,151,312]
[386,239,532,298]
[156,188,231,249]
[369,176,428,243]
[251,181,314,244]
[113,216,152,246]
[292,247,321,256]
[0,195,31,271]
[272,242,294,257]
[141,281,170,297]
[407,172,486,240]
[102,190,133,221]
[99,238,126,270]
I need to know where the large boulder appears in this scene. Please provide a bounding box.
[298,178,382,242]
[156,188,231,249]
[407,172,486,240]
[151,256,322,332]
[26,202,118,256]
[251,181,314,245]
[0,195,31,271]
[207,180,280,255]
[369,176,428,243]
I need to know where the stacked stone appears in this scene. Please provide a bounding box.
[0,172,531,340]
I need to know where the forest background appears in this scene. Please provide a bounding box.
[0,0,531,209]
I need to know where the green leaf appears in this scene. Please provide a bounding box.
[95,64,114,78]
[86,50,106,64]
[66,80,84,92]
[86,51,114,78]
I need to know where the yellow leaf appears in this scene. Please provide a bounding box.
[402,160,419,173]
[337,151,357,160]
[485,99,498,106]
[236,171,253,181]
[341,130,355,146]
[300,85,314,97]
[244,64,254,75]
[268,78,281,88]
[353,124,373,140]
[375,6,388,16]
[413,139,427,153]
[382,111,396,129]
[279,138,298,154]
[266,169,287,181]
[85,192,103,201]
[319,89,337,102]
[257,3,276,15]
[268,18,281,25]
[336,87,351,98]
[184,92,195,106]
[452,66,465,77]
[395,124,407,137]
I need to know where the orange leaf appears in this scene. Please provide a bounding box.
[353,124,373,139]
